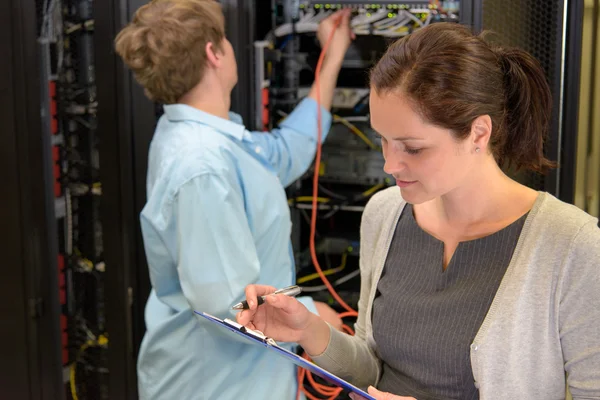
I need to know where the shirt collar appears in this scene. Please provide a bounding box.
[163,103,248,141]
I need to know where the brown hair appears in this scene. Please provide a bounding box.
[370,22,556,173]
[114,0,225,104]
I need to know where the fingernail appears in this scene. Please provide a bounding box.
[248,300,254,309]
[239,311,244,318]
[269,294,278,303]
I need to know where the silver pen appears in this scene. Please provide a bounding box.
[231,285,302,310]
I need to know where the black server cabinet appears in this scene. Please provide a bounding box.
[222,0,257,125]
[0,0,64,398]
[95,0,156,398]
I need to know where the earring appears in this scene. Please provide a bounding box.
[475,147,480,153]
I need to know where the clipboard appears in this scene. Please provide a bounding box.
[194,311,376,400]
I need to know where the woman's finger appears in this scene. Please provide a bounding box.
[264,293,303,313]
[244,284,277,310]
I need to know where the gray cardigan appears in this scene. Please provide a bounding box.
[311,188,600,399]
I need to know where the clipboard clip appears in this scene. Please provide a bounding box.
[223,318,278,346]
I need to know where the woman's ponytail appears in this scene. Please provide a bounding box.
[494,47,556,173]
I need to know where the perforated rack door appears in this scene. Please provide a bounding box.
[479,0,566,193]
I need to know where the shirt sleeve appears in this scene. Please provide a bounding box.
[175,172,261,324]
[248,98,333,187]
[560,220,600,399]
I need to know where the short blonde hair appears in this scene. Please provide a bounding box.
[115,0,225,104]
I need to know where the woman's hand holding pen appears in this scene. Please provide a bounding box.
[238,285,417,400]
[235,284,310,342]
[236,284,331,356]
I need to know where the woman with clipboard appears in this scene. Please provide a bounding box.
[237,22,600,400]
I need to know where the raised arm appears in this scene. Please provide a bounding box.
[248,10,354,187]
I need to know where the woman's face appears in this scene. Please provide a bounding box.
[370,90,478,204]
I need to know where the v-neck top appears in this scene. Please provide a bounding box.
[371,203,528,400]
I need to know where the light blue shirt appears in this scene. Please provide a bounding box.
[137,98,332,400]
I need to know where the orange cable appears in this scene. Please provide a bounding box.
[303,353,341,399]
[310,15,357,317]
[342,324,355,335]
[298,13,363,399]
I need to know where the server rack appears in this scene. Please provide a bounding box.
[0,0,64,398]
[95,0,156,398]
[254,0,582,201]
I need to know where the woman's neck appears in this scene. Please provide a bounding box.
[427,162,537,230]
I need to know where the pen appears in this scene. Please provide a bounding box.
[231,285,302,310]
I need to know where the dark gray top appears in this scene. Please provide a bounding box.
[372,203,527,400]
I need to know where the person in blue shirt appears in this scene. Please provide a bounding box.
[115,1,354,399]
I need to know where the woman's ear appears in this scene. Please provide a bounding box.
[470,115,492,152]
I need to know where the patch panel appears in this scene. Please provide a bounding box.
[273,1,460,38]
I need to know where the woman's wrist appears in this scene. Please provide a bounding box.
[298,312,332,356]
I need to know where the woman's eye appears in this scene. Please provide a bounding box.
[404,147,422,155]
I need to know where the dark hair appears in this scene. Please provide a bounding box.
[370,22,556,173]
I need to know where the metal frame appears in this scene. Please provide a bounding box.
[558,0,584,203]
[95,0,156,398]
[595,0,600,221]
[0,0,63,398]
[125,0,156,360]
[94,0,135,397]
[539,0,571,199]
[543,0,574,201]
[460,0,475,28]
[223,0,257,126]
